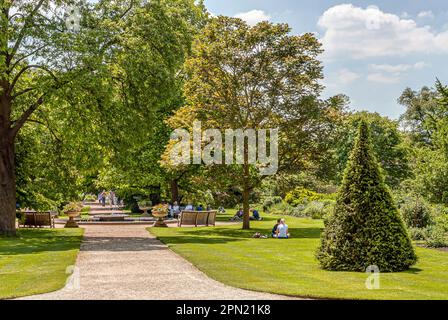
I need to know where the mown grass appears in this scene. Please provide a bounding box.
[150,214,448,300]
[0,228,83,299]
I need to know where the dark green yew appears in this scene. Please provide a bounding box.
[316,120,417,272]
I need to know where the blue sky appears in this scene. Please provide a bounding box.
[204,0,448,119]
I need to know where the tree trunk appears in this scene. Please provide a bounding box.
[170,179,179,203]
[242,143,250,230]
[0,138,17,236]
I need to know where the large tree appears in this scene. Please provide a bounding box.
[332,111,411,188]
[0,0,205,235]
[163,16,335,229]
[399,81,448,204]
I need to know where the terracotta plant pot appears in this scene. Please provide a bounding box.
[152,209,168,227]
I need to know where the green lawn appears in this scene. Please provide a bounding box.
[150,215,448,300]
[0,228,83,299]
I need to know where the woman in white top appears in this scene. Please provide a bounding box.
[276,219,289,239]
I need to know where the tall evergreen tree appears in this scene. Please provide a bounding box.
[316,121,417,272]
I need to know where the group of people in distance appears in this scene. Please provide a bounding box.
[98,190,121,208]
[168,201,215,219]
[230,208,262,221]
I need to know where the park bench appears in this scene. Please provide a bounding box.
[177,210,217,227]
[19,212,55,228]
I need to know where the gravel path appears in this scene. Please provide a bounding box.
[21,224,295,300]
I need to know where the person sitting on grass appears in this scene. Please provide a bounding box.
[275,219,290,239]
[230,208,243,221]
[271,218,281,237]
[249,208,262,221]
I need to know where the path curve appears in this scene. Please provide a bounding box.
[20,224,296,300]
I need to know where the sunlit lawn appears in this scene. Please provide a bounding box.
[150,214,448,299]
[0,228,83,299]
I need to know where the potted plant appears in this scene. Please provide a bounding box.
[151,203,168,227]
[63,201,82,228]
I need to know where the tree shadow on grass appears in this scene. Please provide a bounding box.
[0,229,82,255]
[156,235,243,246]
[289,227,323,239]
[165,226,323,243]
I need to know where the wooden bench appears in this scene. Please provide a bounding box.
[177,210,217,227]
[19,212,55,228]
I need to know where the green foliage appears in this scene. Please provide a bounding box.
[317,121,417,272]
[284,187,335,207]
[400,197,433,228]
[398,82,448,205]
[434,208,448,232]
[424,226,448,248]
[405,147,448,204]
[302,200,335,219]
[80,206,90,213]
[268,202,295,216]
[332,111,411,187]
[262,196,282,212]
[83,194,97,201]
[408,227,430,241]
[268,199,335,220]
[163,16,331,228]
[63,202,83,213]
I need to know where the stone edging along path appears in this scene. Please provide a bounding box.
[20,224,297,300]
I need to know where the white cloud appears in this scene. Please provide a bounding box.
[366,62,429,84]
[318,4,448,59]
[418,11,434,19]
[401,12,411,19]
[234,10,270,26]
[368,62,429,73]
[337,69,361,84]
[414,61,431,69]
[367,73,401,84]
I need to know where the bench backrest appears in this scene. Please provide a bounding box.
[207,211,217,226]
[196,212,208,225]
[22,212,53,227]
[180,211,198,226]
[179,210,217,227]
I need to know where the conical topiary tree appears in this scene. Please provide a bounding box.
[316,120,417,272]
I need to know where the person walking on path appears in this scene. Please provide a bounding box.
[100,190,106,207]
[109,191,115,209]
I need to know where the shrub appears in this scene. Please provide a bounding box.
[433,206,448,232]
[262,196,282,212]
[424,226,448,248]
[302,200,335,219]
[400,197,433,228]
[316,121,417,272]
[285,188,323,206]
[408,227,430,241]
[269,202,295,216]
[81,206,91,213]
[84,194,97,201]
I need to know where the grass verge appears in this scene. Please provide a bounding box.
[149,215,448,299]
[0,228,83,299]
